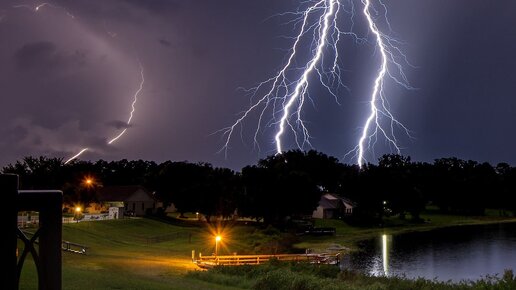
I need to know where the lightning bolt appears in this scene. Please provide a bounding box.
[64,148,88,164]
[348,0,412,168]
[13,2,75,18]
[108,63,144,145]
[222,0,411,168]
[11,3,145,164]
[220,0,353,156]
[64,63,145,164]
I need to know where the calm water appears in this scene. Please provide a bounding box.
[341,223,516,282]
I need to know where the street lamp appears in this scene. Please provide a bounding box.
[83,176,95,188]
[74,206,82,223]
[215,235,222,256]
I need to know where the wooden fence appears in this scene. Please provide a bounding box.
[195,253,340,269]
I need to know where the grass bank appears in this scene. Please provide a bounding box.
[20,218,245,289]
[295,210,516,251]
[17,212,516,289]
[188,262,516,290]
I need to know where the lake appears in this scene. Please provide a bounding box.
[340,222,516,282]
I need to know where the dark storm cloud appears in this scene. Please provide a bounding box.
[121,0,182,15]
[106,120,133,130]
[15,41,58,69]
[3,0,516,169]
[158,39,171,47]
[14,41,87,70]
[6,117,110,155]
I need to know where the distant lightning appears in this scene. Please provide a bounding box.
[11,3,146,164]
[222,0,411,167]
[64,148,88,164]
[13,2,75,18]
[64,63,145,164]
[108,63,144,145]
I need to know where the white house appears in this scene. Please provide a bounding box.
[97,186,156,217]
[312,193,355,219]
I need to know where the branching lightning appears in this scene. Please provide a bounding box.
[349,0,412,168]
[221,0,411,168]
[220,0,347,156]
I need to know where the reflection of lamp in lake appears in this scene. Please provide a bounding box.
[382,234,390,276]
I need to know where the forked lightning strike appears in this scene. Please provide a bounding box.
[350,0,412,168]
[222,0,411,168]
[220,0,345,156]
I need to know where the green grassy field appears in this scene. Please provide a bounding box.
[17,213,516,289]
[20,218,248,289]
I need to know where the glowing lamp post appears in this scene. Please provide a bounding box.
[215,235,222,256]
[83,177,95,188]
[74,206,82,223]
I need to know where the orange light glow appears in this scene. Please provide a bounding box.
[83,176,95,187]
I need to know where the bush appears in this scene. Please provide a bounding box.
[191,263,516,290]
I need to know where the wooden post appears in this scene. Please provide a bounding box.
[0,174,19,289]
[39,191,62,290]
[18,190,62,290]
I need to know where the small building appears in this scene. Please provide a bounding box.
[312,193,355,219]
[97,186,156,217]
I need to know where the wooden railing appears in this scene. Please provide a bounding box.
[21,230,88,255]
[0,174,63,290]
[61,241,88,255]
[195,253,340,268]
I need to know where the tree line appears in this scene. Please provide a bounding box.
[2,151,516,224]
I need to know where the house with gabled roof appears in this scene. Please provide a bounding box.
[312,193,356,219]
[97,185,156,217]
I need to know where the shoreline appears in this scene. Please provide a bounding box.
[295,214,516,252]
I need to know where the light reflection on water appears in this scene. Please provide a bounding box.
[340,223,516,282]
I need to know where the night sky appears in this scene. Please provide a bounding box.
[1,0,516,170]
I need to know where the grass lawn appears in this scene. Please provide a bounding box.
[17,212,516,289]
[20,218,248,289]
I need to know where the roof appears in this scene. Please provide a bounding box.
[322,193,339,200]
[97,186,154,202]
[318,193,356,209]
[319,196,341,209]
